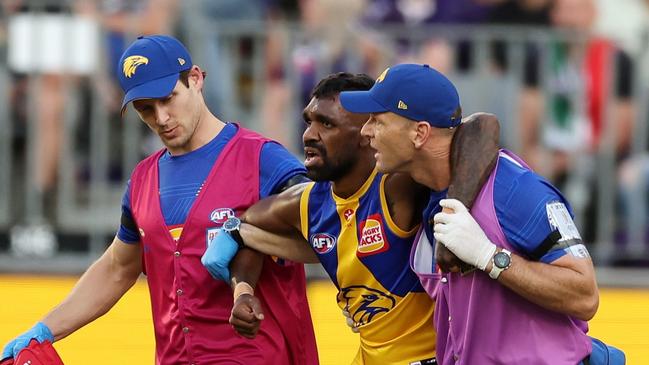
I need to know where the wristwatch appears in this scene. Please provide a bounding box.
[222,217,245,249]
[488,249,512,280]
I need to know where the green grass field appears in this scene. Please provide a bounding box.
[0,276,646,364]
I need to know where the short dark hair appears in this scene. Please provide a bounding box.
[311,72,375,99]
[179,69,207,87]
[452,106,463,122]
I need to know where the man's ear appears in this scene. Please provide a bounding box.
[412,121,431,149]
[189,66,204,90]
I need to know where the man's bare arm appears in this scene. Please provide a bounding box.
[440,112,500,272]
[240,223,318,263]
[448,112,500,206]
[224,183,317,339]
[490,252,598,320]
[238,183,317,263]
[241,183,305,234]
[43,238,142,341]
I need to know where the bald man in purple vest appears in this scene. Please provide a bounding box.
[340,63,625,365]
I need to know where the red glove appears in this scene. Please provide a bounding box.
[0,339,63,365]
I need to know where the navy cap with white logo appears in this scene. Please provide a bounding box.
[118,35,193,113]
[339,64,461,128]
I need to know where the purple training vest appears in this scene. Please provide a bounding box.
[412,150,591,365]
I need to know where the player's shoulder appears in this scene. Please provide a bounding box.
[236,124,274,143]
[494,155,570,216]
[258,141,306,177]
[496,155,559,194]
[310,180,332,196]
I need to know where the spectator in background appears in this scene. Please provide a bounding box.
[178,0,308,150]
[286,0,366,148]
[241,0,367,150]
[485,0,552,150]
[515,0,635,246]
[518,0,635,180]
[595,0,649,260]
[358,0,499,73]
[3,0,100,257]
[4,0,98,197]
[3,0,178,215]
[179,0,267,122]
[489,0,552,89]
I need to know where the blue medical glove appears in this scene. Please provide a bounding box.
[201,229,240,282]
[2,321,54,359]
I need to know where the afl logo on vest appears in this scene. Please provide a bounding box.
[358,214,390,257]
[311,233,337,254]
[209,208,235,226]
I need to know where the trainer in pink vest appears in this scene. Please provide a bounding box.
[129,127,319,365]
[412,150,591,365]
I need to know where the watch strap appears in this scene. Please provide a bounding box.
[223,217,245,249]
[488,249,511,280]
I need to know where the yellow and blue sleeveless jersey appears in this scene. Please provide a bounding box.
[300,169,436,365]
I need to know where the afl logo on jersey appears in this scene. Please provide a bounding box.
[210,208,235,225]
[311,233,337,254]
[358,214,390,257]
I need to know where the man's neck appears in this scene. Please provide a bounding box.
[193,112,225,148]
[411,143,451,191]
[331,155,375,199]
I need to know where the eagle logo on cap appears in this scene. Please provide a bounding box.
[123,55,149,78]
[376,68,389,83]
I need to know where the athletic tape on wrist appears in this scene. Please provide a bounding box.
[233,282,254,300]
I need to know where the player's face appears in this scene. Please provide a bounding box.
[361,112,415,173]
[302,95,369,181]
[132,79,202,155]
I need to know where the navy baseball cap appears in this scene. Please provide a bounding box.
[118,35,193,113]
[340,64,461,128]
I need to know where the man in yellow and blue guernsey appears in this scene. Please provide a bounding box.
[202,72,499,364]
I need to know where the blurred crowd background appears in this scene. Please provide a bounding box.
[0,0,649,277]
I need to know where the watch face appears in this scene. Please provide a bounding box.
[494,252,511,269]
[222,217,241,231]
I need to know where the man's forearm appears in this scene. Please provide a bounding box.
[440,113,500,272]
[235,183,316,264]
[490,253,599,321]
[240,223,318,263]
[448,112,500,204]
[42,244,141,340]
[229,248,265,290]
[240,184,306,235]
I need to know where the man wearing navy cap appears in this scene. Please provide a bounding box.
[3,35,318,365]
[340,64,624,364]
